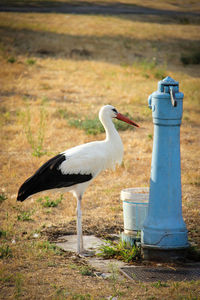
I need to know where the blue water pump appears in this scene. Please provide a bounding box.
[142,76,189,260]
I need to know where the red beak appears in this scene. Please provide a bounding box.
[116,113,140,128]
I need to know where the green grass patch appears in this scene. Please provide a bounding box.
[69,264,94,277]
[98,240,141,262]
[68,117,104,135]
[26,58,36,65]
[37,194,63,207]
[57,108,137,135]
[152,280,169,288]
[79,266,94,277]
[35,240,63,255]
[68,114,136,135]
[17,210,34,221]
[7,56,16,63]
[0,244,12,259]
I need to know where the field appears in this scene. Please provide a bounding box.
[0,1,200,299]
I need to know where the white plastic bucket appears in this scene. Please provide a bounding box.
[121,187,149,232]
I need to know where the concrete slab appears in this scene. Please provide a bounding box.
[56,235,128,276]
[56,235,105,253]
[88,256,127,273]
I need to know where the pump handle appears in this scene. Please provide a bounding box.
[169,87,177,107]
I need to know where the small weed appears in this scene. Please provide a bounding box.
[98,241,117,258]
[47,262,57,267]
[37,194,63,208]
[148,134,153,140]
[108,263,124,298]
[0,192,7,203]
[69,263,94,276]
[7,56,16,63]
[172,282,180,289]
[26,58,36,65]
[152,280,169,288]
[98,240,141,262]
[0,245,12,259]
[79,266,94,276]
[23,100,47,157]
[17,210,33,221]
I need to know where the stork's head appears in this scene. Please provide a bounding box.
[99,105,139,128]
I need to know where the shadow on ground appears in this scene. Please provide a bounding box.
[1,24,200,78]
[0,1,200,25]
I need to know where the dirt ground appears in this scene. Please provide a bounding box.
[0,1,200,299]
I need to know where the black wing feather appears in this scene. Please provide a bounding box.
[17,153,92,201]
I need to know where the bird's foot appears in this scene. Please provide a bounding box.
[78,249,95,257]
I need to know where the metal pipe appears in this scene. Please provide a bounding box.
[142,76,189,261]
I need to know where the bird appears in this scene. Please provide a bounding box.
[17,105,139,255]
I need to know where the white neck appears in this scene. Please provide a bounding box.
[100,118,124,170]
[100,114,119,142]
[99,113,124,170]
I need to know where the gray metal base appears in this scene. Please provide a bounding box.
[142,244,189,262]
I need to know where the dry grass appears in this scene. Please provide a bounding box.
[0,1,200,299]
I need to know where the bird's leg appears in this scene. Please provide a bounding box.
[76,195,95,257]
[76,195,84,254]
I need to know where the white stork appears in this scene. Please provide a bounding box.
[17,105,139,254]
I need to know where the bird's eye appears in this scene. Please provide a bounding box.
[112,108,118,114]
